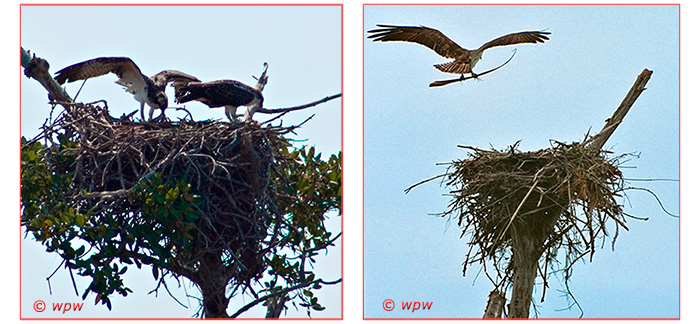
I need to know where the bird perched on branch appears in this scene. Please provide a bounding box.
[174,63,268,122]
[54,57,200,121]
[367,24,550,80]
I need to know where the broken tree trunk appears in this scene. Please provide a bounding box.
[505,69,653,318]
[21,47,73,106]
[507,235,541,318]
[587,69,653,152]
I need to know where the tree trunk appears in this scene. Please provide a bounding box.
[508,235,539,318]
[197,251,230,318]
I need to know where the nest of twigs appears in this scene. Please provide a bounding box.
[436,141,628,277]
[36,102,293,284]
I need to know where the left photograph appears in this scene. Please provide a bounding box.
[20,4,341,319]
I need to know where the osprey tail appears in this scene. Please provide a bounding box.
[434,61,473,75]
[172,80,194,100]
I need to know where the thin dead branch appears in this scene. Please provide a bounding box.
[587,69,653,152]
[258,93,341,115]
[429,50,517,87]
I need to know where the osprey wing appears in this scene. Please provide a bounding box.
[477,31,550,52]
[152,70,201,89]
[153,70,201,99]
[54,57,145,88]
[367,24,466,59]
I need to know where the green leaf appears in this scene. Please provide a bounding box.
[166,186,179,201]
[75,214,86,227]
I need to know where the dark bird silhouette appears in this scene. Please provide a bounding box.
[367,24,550,79]
[174,63,268,122]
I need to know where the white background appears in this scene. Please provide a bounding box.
[5,0,699,323]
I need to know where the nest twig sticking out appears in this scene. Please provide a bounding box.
[438,141,627,282]
[35,101,294,284]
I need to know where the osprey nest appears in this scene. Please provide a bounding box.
[35,102,292,284]
[435,141,629,276]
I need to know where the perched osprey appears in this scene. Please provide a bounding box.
[367,24,550,79]
[54,57,200,121]
[175,63,268,122]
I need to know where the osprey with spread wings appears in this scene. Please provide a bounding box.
[54,57,200,121]
[367,24,550,79]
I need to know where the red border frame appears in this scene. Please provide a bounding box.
[19,3,344,320]
[362,3,681,320]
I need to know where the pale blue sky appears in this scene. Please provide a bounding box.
[364,4,678,319]
[19,4,341,319]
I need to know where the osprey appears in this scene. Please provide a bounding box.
[175,63,268,122]
[367,24,550,79]
[54,57,200,121]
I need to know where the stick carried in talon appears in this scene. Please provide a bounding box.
[429,50,517,87]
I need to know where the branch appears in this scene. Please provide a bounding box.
[257,93,341,115]
[586,69,653,152]
[229,278,341,318]
[81,188,131,200]
[21,47,73,105]
[429,50,517,87]
[404,173,450,194]
[482,289,506,318]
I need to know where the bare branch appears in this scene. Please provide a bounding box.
[257,93,341,115]
[587,69,653,152]
[21,47,73,105]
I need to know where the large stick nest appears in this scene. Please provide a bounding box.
[439,141,628,277]
[36,102,295,284]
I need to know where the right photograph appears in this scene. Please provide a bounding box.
[364,4,679,319]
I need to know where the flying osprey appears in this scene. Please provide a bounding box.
[54,57,200,121]
[175,63,268,122]
[367,24,550,79]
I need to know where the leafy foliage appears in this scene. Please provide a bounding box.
[21,127,341,317]
[261,146,341,316]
